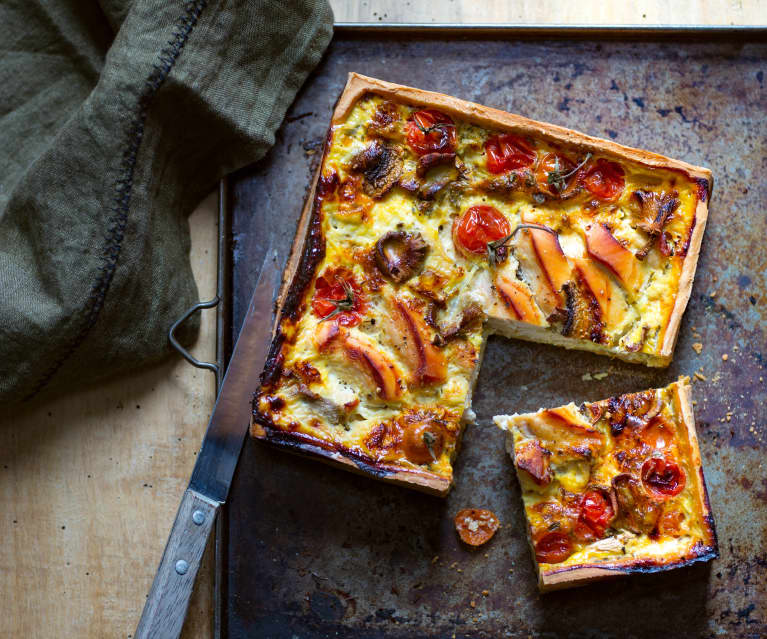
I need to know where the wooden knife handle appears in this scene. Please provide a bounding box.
[135,488,219,639]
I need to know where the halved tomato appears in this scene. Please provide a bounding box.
[534,531,574,564]
[641,457,686,499]
[311,268,366,326]
[406,109,456,156]
[578,489,614,537]
[535,153,577,196]
[485,134,536,174]
[453,205,511,256]
[454,508,500,547]
[583,159,625,201]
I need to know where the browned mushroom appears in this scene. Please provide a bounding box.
[434,302,484,345]
[416,152,456,177]
[374,231,428,283]
[350,139,403,199]
[633,189,680,259]
[612,473,662,534]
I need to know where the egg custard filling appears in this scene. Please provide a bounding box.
[494,378,717,590]
[252,77,711,494]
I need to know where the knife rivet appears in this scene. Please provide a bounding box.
[175,559,189,575]
[192,510,205,525]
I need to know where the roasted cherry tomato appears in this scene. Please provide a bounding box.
[657,508,685,536]
[454,508,500,547]
[311,268,366,327]
[583,159,625,201]
[534,531,574,564]
[641,457,686,499]
[402,419,445,465]
[535,152,577,196]
[641,416,675,450]
[484,134,536,174]
[578,489,614,537]
[406,109,456,156]
[453,205,511,256]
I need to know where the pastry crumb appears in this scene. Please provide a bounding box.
[482,589,490,596]
[722,353,728,361]
[593,372,608,380]
[694,372,707,382]
[692,342,703,354]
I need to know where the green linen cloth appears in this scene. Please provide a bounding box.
[0,0,333,404]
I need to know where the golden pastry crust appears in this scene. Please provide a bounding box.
[494,378,718,591]
[252,74,712,495]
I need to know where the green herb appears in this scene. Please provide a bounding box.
[486,223,558,267]
[423,431,438,461]
[413,118,455,136]
[547,153,592,193]
[321,277,355,322]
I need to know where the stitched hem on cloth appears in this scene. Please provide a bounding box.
[25,0,209,401]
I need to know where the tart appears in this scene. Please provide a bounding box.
[252,74,712,495]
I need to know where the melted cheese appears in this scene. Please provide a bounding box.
[256,93,704,486]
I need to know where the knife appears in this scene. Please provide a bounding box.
[135,246,280,639]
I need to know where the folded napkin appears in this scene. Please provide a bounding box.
[0,0,333,404]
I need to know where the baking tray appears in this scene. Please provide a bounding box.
[216,24,767,638]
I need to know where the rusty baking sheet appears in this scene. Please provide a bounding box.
[222,31,767,638]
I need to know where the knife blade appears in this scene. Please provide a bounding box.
[135,246,280,639]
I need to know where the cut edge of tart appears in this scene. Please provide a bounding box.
[493,377,718,591]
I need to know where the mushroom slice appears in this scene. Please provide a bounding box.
[632,189,680,259]
[350,139,403,199]
[435,302,485,345]
[416,152,456,177]
[611,473,662,534]
[374,231,428,283]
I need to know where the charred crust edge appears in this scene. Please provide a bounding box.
[541,543,719,580]
[694,176,713,203]
[251,417,451,490]
[255,129,332,397]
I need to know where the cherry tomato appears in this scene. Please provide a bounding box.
[534,531,574,564]
[454,508,500,547]
[453,205,511,256]
[657,508,685,536]
[535,153,577,196]
[584,159,625,201]
[402,419,445,465]
[641,457,686,499]
[579,489,614,537]
[406,109,456,156]
[311,268,366,327]
[485,134,536,174]
[641,416,675,450]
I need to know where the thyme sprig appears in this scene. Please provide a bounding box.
[413,118,455,137]
[486,223,558,267]
[321,276,356,322]
[547,153,592,193]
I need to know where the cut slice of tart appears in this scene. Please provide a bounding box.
[494,377,717,591]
